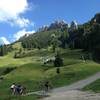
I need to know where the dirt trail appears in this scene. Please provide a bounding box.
[41,72,100,100]
[42,90,100,100]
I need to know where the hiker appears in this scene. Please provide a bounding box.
[44,81,53,92]
[20,85,26,95]
[16,84,22,95]
[44,81,49,92]
[10,83,16,95]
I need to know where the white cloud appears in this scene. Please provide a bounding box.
[10,17,34,28]
[13,29,35,40]
[0,37,10,44]
[0,0,34,28]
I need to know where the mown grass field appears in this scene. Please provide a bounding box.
[0,48,100,100]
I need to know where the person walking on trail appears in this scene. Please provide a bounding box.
[20,85,26,95]
[44,81,53,92]
[10,83,16,95]
[44,81,49,92]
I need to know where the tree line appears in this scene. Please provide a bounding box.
[0,45,13,56]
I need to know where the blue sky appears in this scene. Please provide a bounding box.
[0,0,100,44]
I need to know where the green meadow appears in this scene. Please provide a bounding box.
[0,48,100,100]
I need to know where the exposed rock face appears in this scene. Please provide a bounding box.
[38,25,49,32]
[38,20,68,32]
[70,20,78,30]
[49,20,67,30]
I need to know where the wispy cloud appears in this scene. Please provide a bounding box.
[0,37,10,44]
[0,0,34,28]
[13,29,35,40]
[10,17,34,28]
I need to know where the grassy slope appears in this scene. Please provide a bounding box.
[83,79,100,92]
[0,42,32,68]
[45,61,100,87]
[0,47,100,100]
[0,53,32,68]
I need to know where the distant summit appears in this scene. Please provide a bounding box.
[49,20,67,30]
[38,25,49,32]
[37,20,79,32]
[70,20,78,30]
[38,20,68,32]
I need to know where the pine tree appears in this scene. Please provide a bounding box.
[54,52,63,74]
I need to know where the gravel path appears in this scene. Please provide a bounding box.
[41,72,100,100]
[41,90,100,100]
[53,72,100,93]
